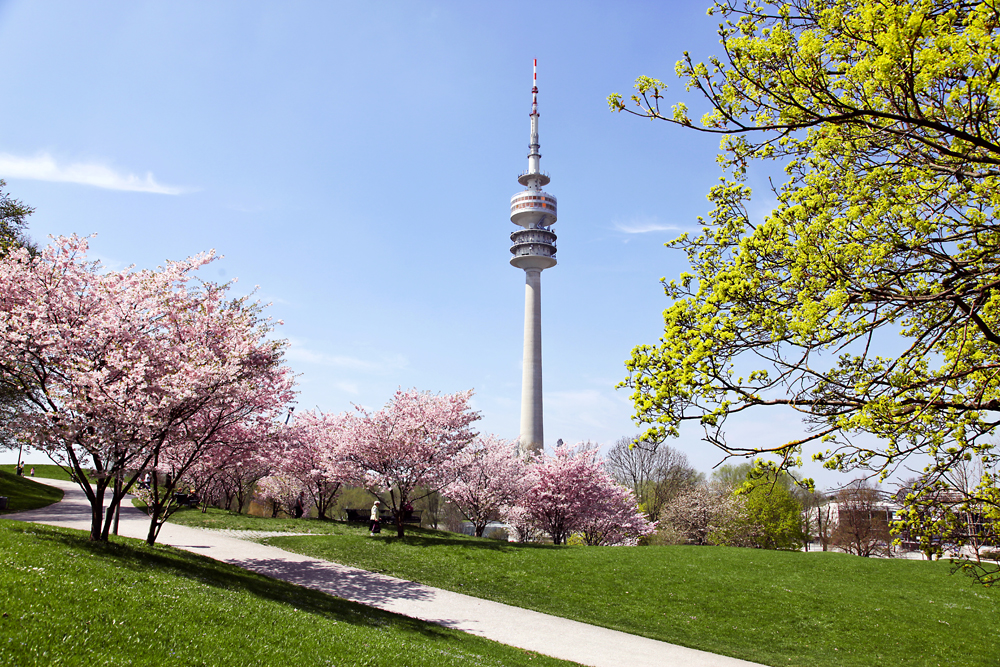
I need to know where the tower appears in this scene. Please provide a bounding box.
[510,59,557,456]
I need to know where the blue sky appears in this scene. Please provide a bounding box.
[0,1,860,485]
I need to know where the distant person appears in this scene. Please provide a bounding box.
[29,467,34,477]
[15,462,23,476]
[294,492,305,519]
[370,500,381,536]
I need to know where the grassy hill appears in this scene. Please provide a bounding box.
[0,463,77,481]
[0,470,63,514]
[165,506,1000,665]
[0,520,573,667]
[261,527,1000,667]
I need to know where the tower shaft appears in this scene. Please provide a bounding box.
[509,59,557,456]
[519,268,544,455]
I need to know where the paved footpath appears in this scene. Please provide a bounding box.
[8,478,763,667]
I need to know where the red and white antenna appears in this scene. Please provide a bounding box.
[531,58,538,115]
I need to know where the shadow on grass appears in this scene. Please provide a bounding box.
[2,520,458,641]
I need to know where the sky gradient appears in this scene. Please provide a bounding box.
[0,1,864,486]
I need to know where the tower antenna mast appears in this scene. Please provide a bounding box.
[509,59,558,456]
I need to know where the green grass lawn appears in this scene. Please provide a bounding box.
[252,529,1000,667]
[164,504,356,532]
[0,470,63,514]
[0,463,77,481]
[0,520,574,667]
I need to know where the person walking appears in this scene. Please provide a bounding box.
[369,500,381,536]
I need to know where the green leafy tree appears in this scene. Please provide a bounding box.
[711,463,804,549]
[0,180,35,257]
[610,0,1000,582]
[742,479,804,550]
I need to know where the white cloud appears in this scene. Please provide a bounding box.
[284,338,408,373]
[0,153,188,194]
[612,216,694,234]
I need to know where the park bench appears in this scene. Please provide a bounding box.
[344,508,422,525]
[172,492,200,508]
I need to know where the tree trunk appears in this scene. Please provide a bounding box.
[101,501,116,541]
[90,498,105,542]
[112,474,122,535]
[146,510,160,546]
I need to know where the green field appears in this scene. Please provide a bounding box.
[164,503,352,532]
[0,520,573,666]
[256,529,1000,667]
[0,470,63,514]
[0,463,77,482]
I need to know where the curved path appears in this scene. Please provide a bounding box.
[8,478,763,667]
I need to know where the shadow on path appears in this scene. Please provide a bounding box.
[230,555,436,606]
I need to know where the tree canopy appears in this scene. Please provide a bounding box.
[610,0,1000,576]
[0,179,34,256]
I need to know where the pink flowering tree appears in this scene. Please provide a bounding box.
[517,444,606,545]
[256,474,310,518]
[280,410,357,519]
[0,236,293,541]
[142,409,293,545]
[217,446,273,513]
[341,388,480,537]
[502,504,539,543]
[515,443,653,545]
[444,434,526,537]
[579,482,656,546]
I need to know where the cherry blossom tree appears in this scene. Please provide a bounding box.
[0,235,293,541]
[659,485,755,546]
[142,411,292,545]
[279,410,357,519]
[502,504,539,543]
[444,434,526,537]
[217,446,273,513]
[517,443,652,545]
[579,482,656,546]
[341,388,479,537]
[256,473,310,518]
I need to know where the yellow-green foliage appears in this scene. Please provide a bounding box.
[611,0,1000,583]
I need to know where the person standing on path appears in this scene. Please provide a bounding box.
[369,500,380,536]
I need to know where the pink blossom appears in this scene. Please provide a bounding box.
[514,443,654,545]
[444,434,526,537]
[340,388,479,537]
[0,236,295,542]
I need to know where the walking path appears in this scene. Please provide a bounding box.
[8,478,763,667]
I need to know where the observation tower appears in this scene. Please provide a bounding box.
[510,59,557,456]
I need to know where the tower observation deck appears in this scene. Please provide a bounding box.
[511,59,557,456]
